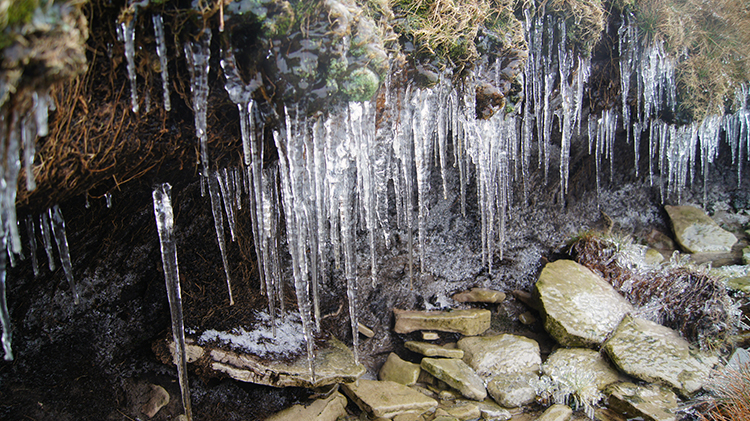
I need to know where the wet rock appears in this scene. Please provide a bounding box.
[452,288,506,304]
[536,404,572,421]
[423,332,440,341]
[421,357,487,401]
[474,398,512,420]
[379,353,422,385]
[665,205,738,253]
[441,400,481,420]
[603,315,719,396]
[743,246,750,264]
[341,379,438,419]
[519,311,536,325]
[406,341,465,359]
[534,260,634,347]
[543,348,622,391]
[605,382,678,421]
[394,308,491,336]
[644,248,665,266]
[457,334,541,381]
[266,390,348,421]
[711,265,750,293]
[487,371,537,408]
[140,384,169,418]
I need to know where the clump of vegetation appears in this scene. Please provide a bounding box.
[567,232,740,350]
[535,366,602,419]
[626,0,750,120]
[701,359,750,421]
[542,0,605,55]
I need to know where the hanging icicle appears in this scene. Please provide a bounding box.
[153,14,171,112]
[184,29,212,177]
[49,205,79,305]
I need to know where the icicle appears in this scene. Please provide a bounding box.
[184,29,212,177]
[151,183,193,421]
[699,115,722,205]
[24,94,41,191]
[207,171,234,305]
[0,231,12,361]
[153,14,171,112]
[39,213,55,271]
[105,192,112,208]
[25,216,39,277]
[217,168,237,242]
[49,205,79,305]
[312,117,327,326]
[117,14,139,113]
[233,167,242,210]
[351,102,378,286]
[557,20,573,201]
[618,12,636,147]
[3,111,22,257]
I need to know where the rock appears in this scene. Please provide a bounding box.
[474,398,512,420]
[358,323,375,338]
[393,413,428,421]
[341,379,438,419]
[140,384,169,418]
[457,334,541,381]
[519,311,536,325]
[452,288,506,304]
[405,341,465,359]
[423,332,440,341]
[421,358,487,401]
[534,260,634,347]
[536,404,572,421]
[442,400,481,420]
[394,309,492,336]
[266,391,348,421]
[606,382,679,421]
[711,265,750,293]
[644,248,665,266]
[166,338,205,364]
[727,347,750,370]
[603,315,719,396]
[379,353,422,385]
[665,205,738,253]
[487,371,537,408]
[543,348,622,391]
[744,246,750,265]
[206,337,365,388]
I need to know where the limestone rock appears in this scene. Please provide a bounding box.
[606,382,678,421]
[543,348,622,391]
[534,260,634,347]
[379,353,421,386]
[603,315,719,396]
[394,309,491,336]
[711,265,750,293]
[644,248,665,266]
[341,379,438,419]
[421,357,487,401]
[536,404,572,421]
[405,341,464,359]
[665,205,738,253]
[487,371,537,408]
[452,288,506,304]
[266,391,348,421]
[743,246,750,265]
[358,323,375,338]
[140,384,169,418]
[474,399,512,420]
[422,332,440,341]
[441,400,481,420]
[457,334,541,381]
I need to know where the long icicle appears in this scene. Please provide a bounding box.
[49,205,79,305]
[207,171,234,305]
[0,229,12,361]
[152,183,193,421]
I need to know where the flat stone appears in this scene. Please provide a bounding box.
[665,205,738,253]
[603,315,719,396]
[534,260,634,347]
[457,334,541,381]
[422,332,440,341]
[140,384,169,418]
[379,353,421,386]
[474,398,511,420]
[421,357,487,401]
[487,371,537,408]
[358,323,375,338]
[208,337,365,388]
[606,382,679,421]
[452,288,506,304]
[543,348,622,391]
[405,341,464,359]
[393,413,428,421]
[536,404,572,421]
[394,308,491,336]
[441,400,481,420]
[267,391,348,421]
[341,379,438,419]
[711,265,750,293]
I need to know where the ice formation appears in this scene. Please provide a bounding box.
[184,29,212,177]
[117,15,138,113]
[153,14,171,112]
[49,205,80,305]
[152,183,193,421]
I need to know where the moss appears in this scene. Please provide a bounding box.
[341,67,380,101]
[4,0,40,27]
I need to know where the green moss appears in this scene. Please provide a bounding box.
[5,0,40,27]
[341,67,380,101]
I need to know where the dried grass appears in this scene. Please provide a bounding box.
[543,0,605,54]
[701,360,750,421]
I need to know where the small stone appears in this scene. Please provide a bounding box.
[266,391,348,421]
[421,358,487,401]
[606,382,679,421]
[379,353,421,386]
[534,260,634,348]
[405,341,465,359]
[442,400,481,420]
[474,398,512,420]
[341,379,438,419]
[140,384,169,418]
[487,371,537,408]
[644,248,665,266]
[394,308,492,336]
[603,315,719,396]
[452,288,506,304]
[358,323,375,338]
[519,311,536,325]
[543,348,622,391]
[665,205,738,253]
[423,332,440,341]
[536,404,572,421]
[457,334,541,381]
